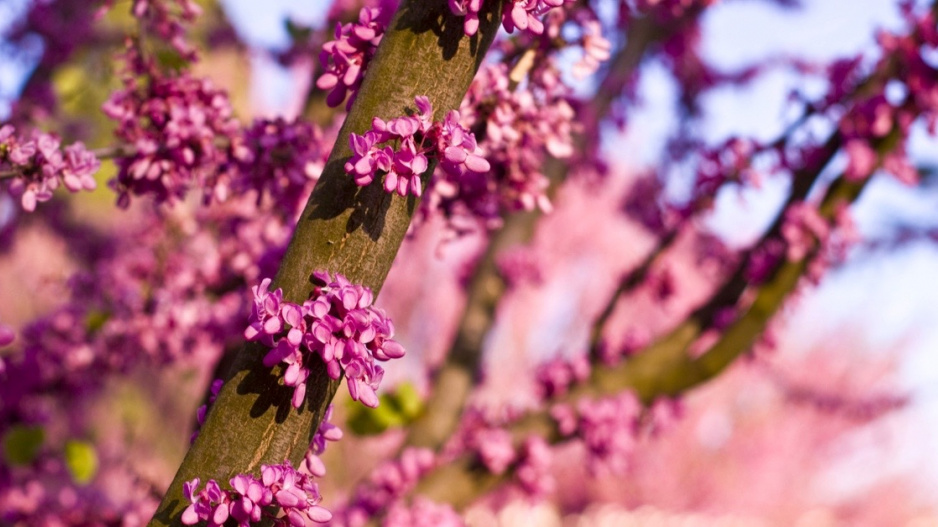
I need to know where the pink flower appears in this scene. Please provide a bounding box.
[317,8,385,108]
[448,0,483,36]
[844,138,878,181]
[228,474,271,526]
[344,97,437,197]
[0,125,99,212]
[0,323,13,347]
[244,272,405,409]
[573,20,612,79]
[181,479,231,527]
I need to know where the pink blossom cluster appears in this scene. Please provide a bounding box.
[228,118,327,212]
[572,19,613,79]
[838,4,938,185]
[0,125,99,211]
[336,447,436,525]
[244,272,405,409]
[345,96,434,197]
[182,461,331,527]
[449,0,568,37]
[426,63,574,226]
[535,353,590,398]
[437,409,556,499]
[102,45,243,208]
[840,94,901,183]
[514,437,555,498]
[384,498,465,527]
[468,427,516,474]
[305,405,344,478]
[552,392,642,474]
[780,201,830,262]
[317,7,385,108]
[183,408,342,525]
[346,96,490,198]
[495,246,545,289]
[781,202,860,284]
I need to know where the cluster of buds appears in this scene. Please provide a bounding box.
[346,96,490,198]
[182,462,331,526]
[0,125,99,211]
[317,7,385,108]
[244,272,405,409]
[449,0,568,36]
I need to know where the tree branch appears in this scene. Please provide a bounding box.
[147,2,502,525]
[413,170,872,511]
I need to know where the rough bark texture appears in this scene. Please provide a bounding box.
[148,2,501,525]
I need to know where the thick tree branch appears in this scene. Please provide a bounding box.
[147,2,502,525]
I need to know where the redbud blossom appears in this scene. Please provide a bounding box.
[245,273,404,409]
[573,20,613,79]
[181,462,331,526]
[317,7,385,108]
[346,97,488,199]
[0,125,99,211]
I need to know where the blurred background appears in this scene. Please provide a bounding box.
[2,0,938,525]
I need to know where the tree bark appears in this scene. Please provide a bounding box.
[148,2,502,524]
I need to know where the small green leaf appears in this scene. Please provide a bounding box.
[2,425,44,466]
[155,49,187,71]
[390,382,423,419]
[85,309,110,334]
[64,440,98,485]
[346,382,424,435]
[347,399,403,435]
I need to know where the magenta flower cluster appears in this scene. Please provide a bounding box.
[182,461,331,527]
[780,201,830,262]
[0,125,99,211]
[383,498,464,527]
[244,271,405,409]
[449,0,567,36]
[535,353,590,399]
[102,44,242,208]
[305,405,344,478]
[317,7,385,109]
[229,117,327,213]
[337,447,436,523]
[434,63,573,224]
[345,96,490,198]
[552,392,642,475]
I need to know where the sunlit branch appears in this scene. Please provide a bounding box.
[147,1,503,525]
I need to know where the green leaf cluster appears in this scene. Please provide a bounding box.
[347,382,423,435]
